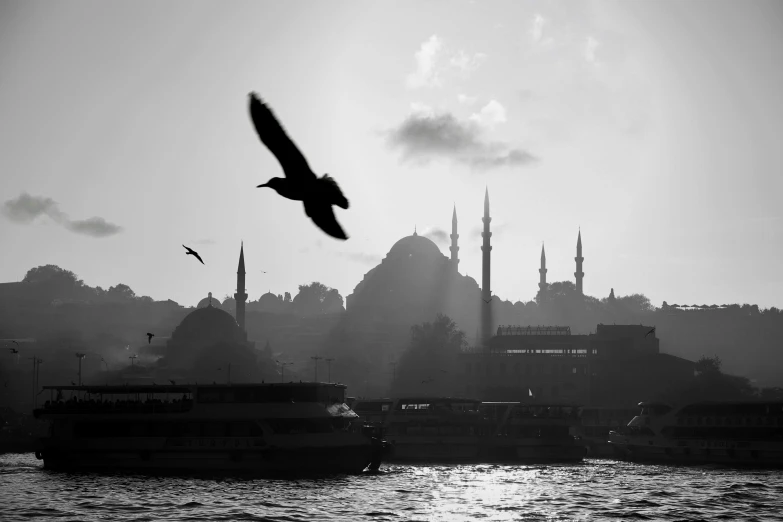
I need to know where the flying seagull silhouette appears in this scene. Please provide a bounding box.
[645,326,656,338]
[9,348,18,354]
[70,381,76,386]
[482,296,494,304]
[182,245,204,265]
[11,340,19,346]
[248,92,350,240]
[146,333,155,344]
[169,379,176,385]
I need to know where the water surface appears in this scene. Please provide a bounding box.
[2,454,782,521]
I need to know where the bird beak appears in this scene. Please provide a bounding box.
[256,183,269,188]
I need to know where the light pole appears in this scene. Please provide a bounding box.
[325,358,335,383]
[28,356,42,409]
[311,356,322,382]
[75,353,86,386]
[275,360,292,383]
[389,361,398,383]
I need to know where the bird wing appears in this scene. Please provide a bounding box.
[303,200,348,240]
[194,252,205,264]
[318,175,349,210]
[248,93,315,183]
[182,245,192,254]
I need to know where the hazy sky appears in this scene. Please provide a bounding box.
[1,0,781,309]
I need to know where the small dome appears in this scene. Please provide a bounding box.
[171,305,241,345]
[197,292,222,310]
[387,234,442,259]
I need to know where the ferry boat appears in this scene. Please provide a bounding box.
[608,401,783,466]
[577,406,639,458]
[352,397,586,463]
[32,382,388,474]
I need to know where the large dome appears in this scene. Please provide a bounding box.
[387,232,442,260]
[171,305,242,345]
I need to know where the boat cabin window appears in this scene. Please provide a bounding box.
[354,402,392,413]
[639,404,672,416]
[196,385,341,404]
[400,403,430,410]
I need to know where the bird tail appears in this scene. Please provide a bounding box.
[318,175,349,210]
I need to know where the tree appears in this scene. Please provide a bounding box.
[292,282,344,316]
[23,265,82,286]
[284,292,292,303]
[322,289,345,313]
[393,314,466,395]
[695,355,722,375]
[106,284,136,301]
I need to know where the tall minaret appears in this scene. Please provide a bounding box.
[481,187,492,348]
[234,241,248,330]
[539,243,548,292]
[450,204,459,273]
[574,228,584,295]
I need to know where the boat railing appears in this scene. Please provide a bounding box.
[34,398,194,417]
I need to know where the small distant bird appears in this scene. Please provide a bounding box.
[482,296,494,304]
[422,378,434,384]
[146,333,155,344]
[169,379,176,385]
[248,92,350,240]
[182,245,204,265]
[9,348,18,354]
[11,340,19,347]
[645,327,656,338]
[70,381,76,386]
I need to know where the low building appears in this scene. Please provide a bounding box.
[459,323,695,406]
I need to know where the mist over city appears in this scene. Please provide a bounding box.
[1,1,782,521]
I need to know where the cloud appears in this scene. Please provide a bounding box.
[385,111,538,170]
[66,217,123,238]
[584,36,599,63]
[1,192,122,238]
[409,102,434,116]
[457,94,477,105]
[336,251,381,265]
[406,35,444,89]
[406,36,487,89]
[421,227,449,245]
[449,50,487,78]
[529,14,554,47]
[469,99,508,128]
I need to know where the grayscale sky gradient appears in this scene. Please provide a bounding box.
[1,0,781,308]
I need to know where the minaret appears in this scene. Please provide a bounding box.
[481,188,492,348]
[450,204,459,273]
[234,241,248,331]
[539,243,548,292]
[574,228,584,295]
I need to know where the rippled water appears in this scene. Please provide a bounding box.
[2,454,783,521]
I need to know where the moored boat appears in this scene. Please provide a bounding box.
[33,382,387,474]
[608,400,783,467]
[353,397,586,463]
[576,406,639,458]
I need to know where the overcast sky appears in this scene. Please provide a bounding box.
[1,0,781,309]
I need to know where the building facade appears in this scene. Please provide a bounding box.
[459,324,694,406]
